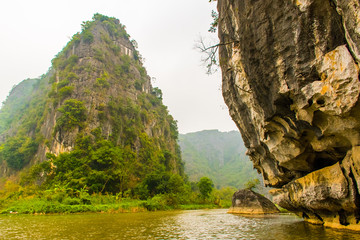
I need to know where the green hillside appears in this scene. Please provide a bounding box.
[179,130,261,189]
[0,78,39,134]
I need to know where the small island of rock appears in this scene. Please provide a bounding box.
[228,189,279,214]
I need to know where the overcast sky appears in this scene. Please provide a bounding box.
[0,0,238,134]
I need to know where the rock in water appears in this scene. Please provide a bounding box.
[217,0,360,230]
[228,189,279,214]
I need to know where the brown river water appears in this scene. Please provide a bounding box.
[0,209,359,239]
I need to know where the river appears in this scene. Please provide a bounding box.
[0,209,359,239]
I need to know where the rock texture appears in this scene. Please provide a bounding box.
[228,189,279,214]
[218,0,360,230]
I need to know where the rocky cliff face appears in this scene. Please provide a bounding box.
[218,0,360,230]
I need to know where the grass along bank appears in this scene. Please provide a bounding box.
[0,180,233,214]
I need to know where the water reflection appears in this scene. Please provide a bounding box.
[0,209,359,239]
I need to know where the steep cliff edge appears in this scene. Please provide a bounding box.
[218,0,360,230]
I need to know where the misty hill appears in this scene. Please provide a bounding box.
[0,78,39,135]
[179,130,260,189]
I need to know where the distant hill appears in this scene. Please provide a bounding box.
[0,78,38,135]
[179,130,261,189]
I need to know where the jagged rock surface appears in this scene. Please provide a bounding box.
[218,0,360,230]
[228,189,279,214]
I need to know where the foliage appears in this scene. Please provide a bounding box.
[20,161,52,186]
[152,87,163,101]
[135,170,186,199]
[55,99,87,131]
[195,0,220,74]
[0,173,234,214]
[94,48,105,62]
[66,72,79,81]
[212,186,237,208]
[37,134,182,198]
[0,136,38,170]
[95,71,110,88]
[0,183,147,214]
[83,30,94,44]
[57,79,70,89]
[245,178,260,190]
[92,13,130,39]
[54,55,79,70]
[134,80,142,90]
[66,55,79,68]
[0,79,38,134]
[0,75,50,170]
[58,86,74,99]
[81,20,93,31]
[209,10,219,33]
[198,177,214,199]
[120,55,131,74]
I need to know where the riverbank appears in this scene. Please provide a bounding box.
[0,177,233,215]
[0,194,223,215]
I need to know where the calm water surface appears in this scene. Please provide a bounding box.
[0,209,359,239]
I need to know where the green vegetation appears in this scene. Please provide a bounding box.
[0,182,147,214]
[55,99,87,131]
[245,178,260,190]
[0,172,234,214]
[0,74,51,171]
[94,48,106,62]
[0,79,38,134]
[198,177,213,199]
[83,31,94,44]
[58,86,74,99]
[0,136,38,170]
[95,71,110,88]
[57,79,70,89]
[179,130,261,189]
[208,9,219,33]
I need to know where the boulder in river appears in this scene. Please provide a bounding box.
[228,189,279,214]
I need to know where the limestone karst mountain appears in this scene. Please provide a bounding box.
[0,14,183,193]
[217,0,360,230]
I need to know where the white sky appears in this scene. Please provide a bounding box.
[0,0,238,134]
